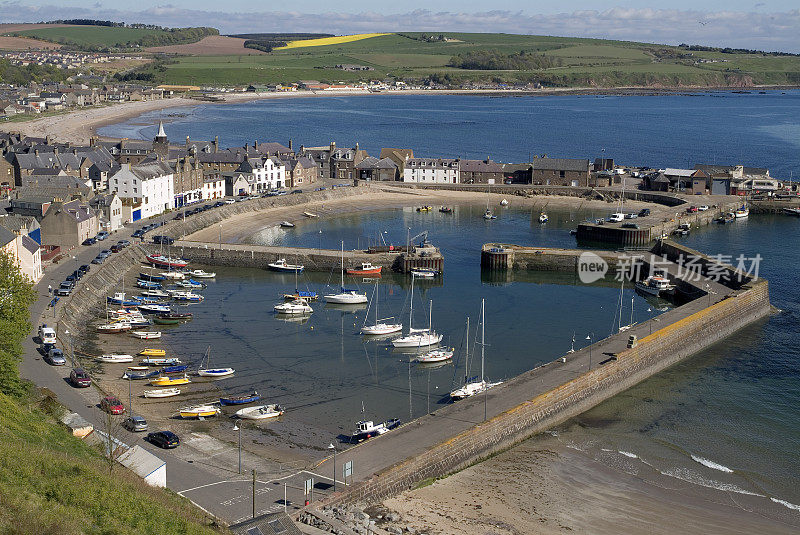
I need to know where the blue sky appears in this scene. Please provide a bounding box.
[2,1,799,52]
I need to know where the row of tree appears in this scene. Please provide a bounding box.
[678,44,799,57]
[0,59,67,86]
[0,251,36,398]
[449,50,562,70]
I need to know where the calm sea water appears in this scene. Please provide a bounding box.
[105,92,800,515]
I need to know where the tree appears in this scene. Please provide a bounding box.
[0,251,36,398]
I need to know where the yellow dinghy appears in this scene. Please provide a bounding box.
[138,348,166,357]
[179,404,220,419]
[149,375,190,387]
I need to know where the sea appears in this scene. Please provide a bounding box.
[101,90,800,518]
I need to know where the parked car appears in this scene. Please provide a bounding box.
[91,256,105,265]
[686,206,699,213]
[213,201,225,207]
[70,368,91,387]
[82,237,96,246]
[291,189,303,194]
[224,198,236,204]
[47,348,66,366]
[65,274,77,283]
[638,208,651,217]
[39,325,57,344]
[146,430,179,449]
[622,222,640,229]
[96,231,109,241]
[624,213,638,219]
[56,283,73,296]
[132,229,144,238]
[122,416,148,432]
[101,396,125,415]
[79,264,90,274]
[118,239,131,247]
[698,205,709,211]
[110,245,121,253]
[152,235,174,245]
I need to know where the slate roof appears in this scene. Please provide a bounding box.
[131,160,173,180]
[694,164,769,176]
[0,214,39,234]
[531,158,591,172]
[59,199,95,223]
[460,159,504,173]
[355,156,379,169]
[21,234,39,254]
[0,225,15,248]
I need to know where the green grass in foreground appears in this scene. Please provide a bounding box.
[136,32,800,88]
[0,392,222,534]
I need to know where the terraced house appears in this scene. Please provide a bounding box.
[403,158,460,184]
[108,160,174,221]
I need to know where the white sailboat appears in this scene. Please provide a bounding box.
[324,241,368,304]
[361,280,402,335]
[450,299,502,400]
[392,276,443,348]
[197,346,235,377]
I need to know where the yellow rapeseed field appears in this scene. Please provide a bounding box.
[277,33,391,50]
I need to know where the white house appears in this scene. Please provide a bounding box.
[109,161,174,221]
[240,157,287,191]
[89,193,123,232]
[403,158,460,184]
[202,176,225,200]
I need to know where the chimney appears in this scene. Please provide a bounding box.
[355,142,359,151]
[186,135,190,148]
[300,144,305,154]
[214,136,219,152]
[254,140,258,151]
[330,141,336,152]
[53,147,59,156]
[289,139,293,150]
[34,149,39,156]
[72,148,77,155]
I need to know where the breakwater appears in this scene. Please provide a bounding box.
[312,240,770,510]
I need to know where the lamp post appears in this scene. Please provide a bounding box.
[65,329,74,367]
[585,332,594,370]
[328,443,336,491]
[233,422,242,474]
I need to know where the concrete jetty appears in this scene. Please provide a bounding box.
[309,239,769,512]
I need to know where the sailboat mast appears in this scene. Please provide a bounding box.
[481,299,485,382]
[464,316,470,383]
[408,274,414,330]
[428,300,432,332]
[340,241,344,289]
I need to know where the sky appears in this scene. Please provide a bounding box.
[1,1,799,52]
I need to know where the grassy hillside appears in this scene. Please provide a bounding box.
[0,251,222,534]
[135,32,800,88]
[7,25,218,51]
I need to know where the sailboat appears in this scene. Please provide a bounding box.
[450,299,502,400]
[483,186,496,219]
[283,259,318,301]
[197,346,235,377]
[392,276,443,348]
[324,241,368,304]
[361,280,402,335]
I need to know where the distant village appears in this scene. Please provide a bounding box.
[2,50,141,70]
[0,110,789,288]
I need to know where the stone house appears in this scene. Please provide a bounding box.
[459,159,504,184]
[39,199,98,249]
[222,172,252,196]
[281,156,317,187]
[530,158,592,187]
[380,148,414,178]
[355,157,399,181]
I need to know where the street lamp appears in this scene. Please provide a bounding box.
[233,422,242,474]
[585,332,594,370]
[328,443,336,491]
[65,329,74,367]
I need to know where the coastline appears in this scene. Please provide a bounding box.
[3,84,797,145]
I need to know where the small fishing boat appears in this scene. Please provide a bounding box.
[97,322,132,333]
[351,418,401,443]
[414,347,454,363]
[136,279,162,289]
[500,199,509,206]
[483,209,496,220]
[154,315,181,325]
[635,275,676,297]
[280,221,295,228]
[416,206,432,212]
[107,292,139,307]
[149,375,189,387]
[160,271,185,280]
[439,206,452,213]
[96,354,134,363]
[179,404,220,419]
[122,369,160,380]
[219,391,260,406]
[129,330,162,339]
[185,269,215,278]
[143,388,180,398]
[235,404,285,420]
[139,272,166,282]
[138,304,171,314]
[303,211,318,218]
[409,268,437,278]
[539,212,549,223]
[783,207,800,217]
[138,348,166,357]
[146,254,188,269]
[734,205,749,218]
[174,279,205,289]
[141,357,182,366]
[170,291,204,302]
[141,289,170,299]
[267,259,304,272]
[163,364,188,374]
[274,299,313,315]
[346,262,382,276]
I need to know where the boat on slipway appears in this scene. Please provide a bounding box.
[235,404,285,420]
[130,331,162,339]
[96,354,134,363]
[150,375,190,387]
[122,369,160,380]
[143,388,181,398]
[140,357,182,366]
[351,418,401,443]
[97,322,132,334]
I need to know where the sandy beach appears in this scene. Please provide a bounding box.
[380,432,799,535]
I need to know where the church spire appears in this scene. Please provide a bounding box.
[156,120,167,139]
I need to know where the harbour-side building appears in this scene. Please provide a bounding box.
[108,160,174,221]
[403,158,460,184]
[530,157,591,187]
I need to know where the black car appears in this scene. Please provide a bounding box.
[71,270,82,280]
[146,430,179,449]
[118,239,131,247]
[82,237,96,246]
[79,264,90,274]
[638,208,651,217]
[622,222,640,229]
[110,244,121,253]
[291,189,303,194]
[65,273,77,282]
[152,235,175,245]
[213,201,224,207]
[132,229,144,238]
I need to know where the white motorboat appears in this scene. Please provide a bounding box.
[280,221,295,228]
[635,275,676,297]
[97,322,132,333]
[235,404,285,420]
[268,258,304,272]
[141,289,170,299]
[361,280,402,335]
[274,298,313,315]
[169,290,204,302]
[450,300,503,400]
[351,418,401,442]
[409,268,437,278]
[96,354,134,363]
[130,331,162,339]
[185,269,216,278]
[392,278,443,348]
[539,212,549,223]
[160,271,185,280]
[143,388,181,398]
[324,242,368,304]
[734,205,749,218]
[415,348,454,363]
[500,199,509,206]
[137,304,171,314]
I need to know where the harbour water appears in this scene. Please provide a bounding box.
[103,91,800,517]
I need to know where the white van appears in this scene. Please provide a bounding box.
[608,213,625,222]
[39,325,56,345]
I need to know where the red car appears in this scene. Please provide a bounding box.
[100,396,125,415]
[686,206,699,213]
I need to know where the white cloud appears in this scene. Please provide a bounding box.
[0,5,798,52]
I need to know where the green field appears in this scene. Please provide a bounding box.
[126,31,800,87]
[8,25,217,51]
